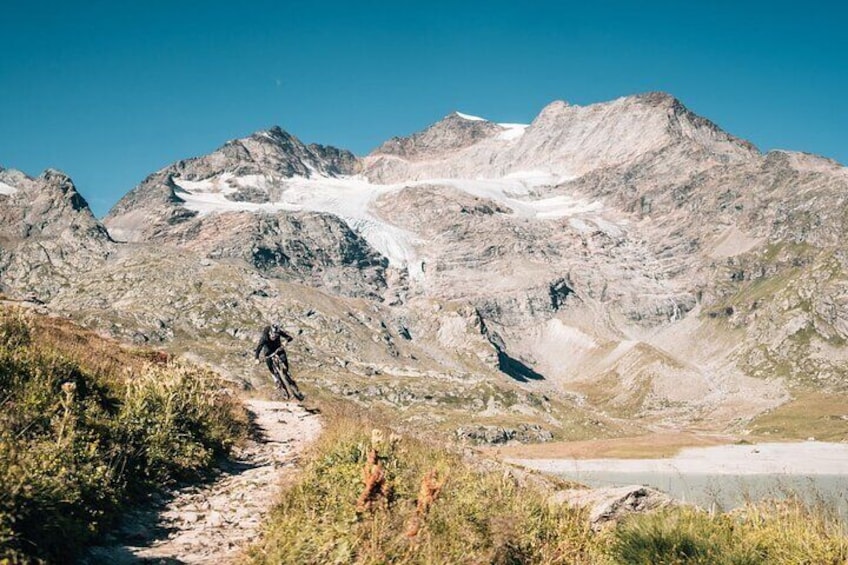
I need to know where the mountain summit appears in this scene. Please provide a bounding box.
[0,167,112,298]
[364,92,757,183]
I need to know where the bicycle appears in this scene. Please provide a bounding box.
[265,348,304,401]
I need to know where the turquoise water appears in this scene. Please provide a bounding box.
[556,470,848,517]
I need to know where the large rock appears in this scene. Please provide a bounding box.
[551,485,675,530]
[455,423,554,445]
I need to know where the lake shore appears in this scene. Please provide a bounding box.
[508,441,848,476]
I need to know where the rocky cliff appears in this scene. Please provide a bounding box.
[0,168,112,299]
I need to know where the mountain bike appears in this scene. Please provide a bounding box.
[266,348,304,401]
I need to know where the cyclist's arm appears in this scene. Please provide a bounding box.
[280,329,294,343]
[254,334,268,359]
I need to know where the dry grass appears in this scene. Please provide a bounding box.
[747,391,848,441]
[245,401,608,564]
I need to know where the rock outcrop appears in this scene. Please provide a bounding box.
[0,168,112,299]
[551,485,675,530]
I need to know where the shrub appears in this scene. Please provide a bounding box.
[116,362,249,485]
[0,308,31,349]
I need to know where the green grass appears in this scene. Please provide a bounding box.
[609,501,848,564]
[0,307,250,563]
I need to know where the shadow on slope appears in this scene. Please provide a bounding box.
[498,351,545,382]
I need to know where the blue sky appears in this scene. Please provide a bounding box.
[1,0,845,216]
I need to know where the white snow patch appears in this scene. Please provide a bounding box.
[408,260,426,282]
[496,123,529,141]
[174,173,241,196]
[407,174,608,222]
[543,319,598,350]
[178,174,422,275]
[454,111,486,122]
[530,195,603,219]
[0,181,18,195]
[346,217,418,267]
[592,217,625,238]
[174,168,621,275]
[568,218,592,234]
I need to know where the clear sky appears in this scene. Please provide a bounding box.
[1,0,845,217]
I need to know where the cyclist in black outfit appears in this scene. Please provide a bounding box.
[254,323,303,400]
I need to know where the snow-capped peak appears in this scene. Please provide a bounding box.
[0,181,18,195]
[454,111,487,122]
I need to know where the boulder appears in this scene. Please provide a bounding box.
[550,485,675,530]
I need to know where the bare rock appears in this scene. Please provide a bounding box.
[551,485,675,530]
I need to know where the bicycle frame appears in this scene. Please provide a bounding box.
[266,351,302,401]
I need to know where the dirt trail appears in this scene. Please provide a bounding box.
[85,399,322,564]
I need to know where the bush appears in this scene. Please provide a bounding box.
[116,362,248,485]
[0,308,31,349]
[0,307,249,563]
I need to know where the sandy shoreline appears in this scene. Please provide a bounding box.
[509,441,848,476]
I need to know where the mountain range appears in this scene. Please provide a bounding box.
[3,92,847,442]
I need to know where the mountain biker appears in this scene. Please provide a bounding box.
[254,323,303,400]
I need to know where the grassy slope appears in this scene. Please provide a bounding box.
[245,402,605,564]
[247,402,848,565]
[0,306,250,563]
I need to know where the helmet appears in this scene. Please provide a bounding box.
[270,324,281,336]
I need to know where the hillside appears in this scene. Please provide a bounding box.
[0,305,249,562]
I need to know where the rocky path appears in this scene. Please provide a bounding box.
[85,399,322,564]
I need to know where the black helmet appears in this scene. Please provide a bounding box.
[270,324,281,335]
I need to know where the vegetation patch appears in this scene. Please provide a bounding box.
[246,402,606,564]
[0,307,250,563]
[747,391,848,441]
[609,502,848,564]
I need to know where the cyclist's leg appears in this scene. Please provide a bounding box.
[267,357,289,398]
[278,350,304,400]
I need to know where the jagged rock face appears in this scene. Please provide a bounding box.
[0,168,112,298]
[372,112,504,161]
[372,183,695,327]
[150,210,389,299]
[363,93,756,183]
[455,423,554,445]
[169,127,361,181]
[104,126,361,243]
[102,129,384,294]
